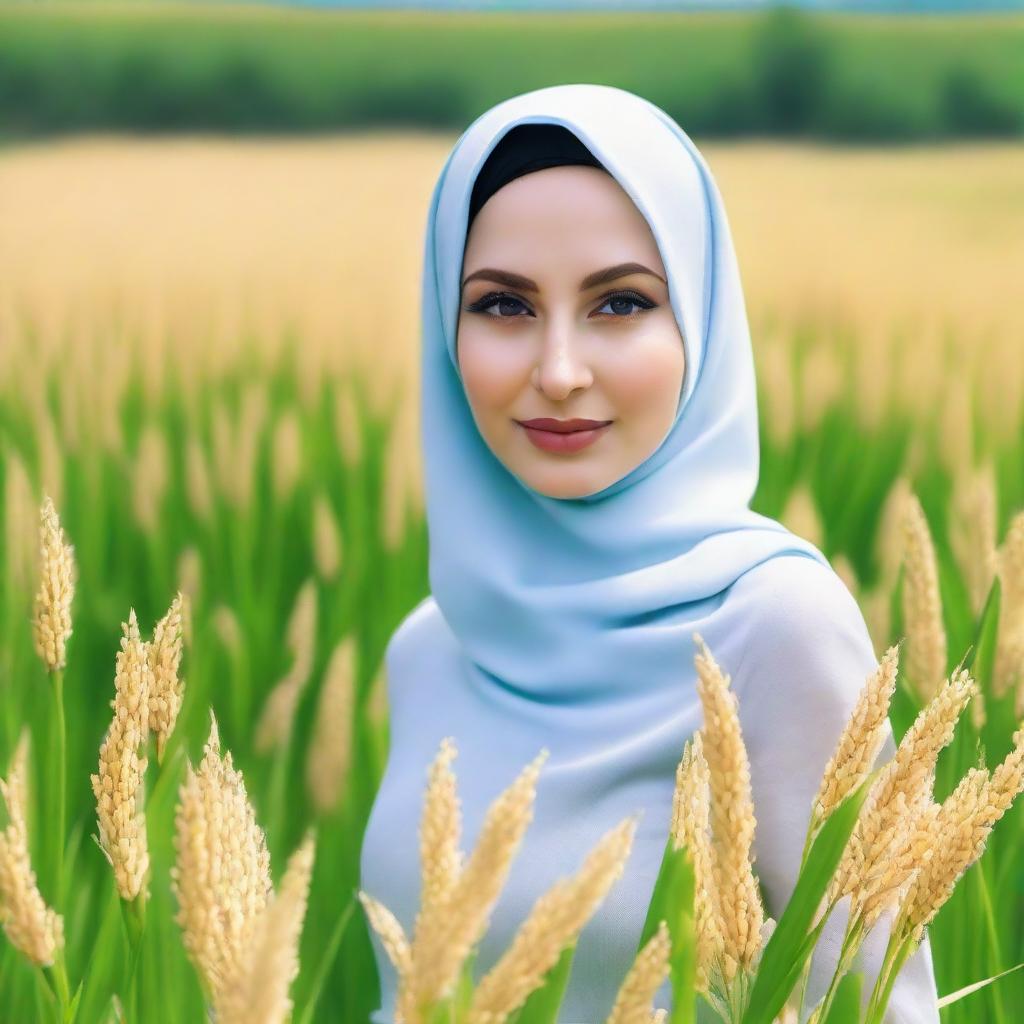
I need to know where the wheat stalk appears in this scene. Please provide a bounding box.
[333,383,363,467]
[877,477,912,590]
[185,434,214,522]
[415,737,464,937]
[400,748,549,1018]
[147,591,186,764]
[312,492,344,581]
[0,731,64,967]
[466,815,638,1023]
[131,424,170,533]
[950,462,998,617]
[692,633,764,980]
[360,740,575,1024]
[91,608,152,903]
[994,510,1024,702]
[897,724,1024,942]
[305,637,357,814]
[830,667,976,925]
[604,919,672,1024]
[358,889,413,980]
[271,411,303,501]
[255,578,318,753]
[900,492,948,702]
[216,830,317,1024]
[171,711,273,1005]
[812,644,901,828]
[32,495,75,673]
[671,731,729,994]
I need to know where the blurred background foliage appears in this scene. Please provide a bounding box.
[1,3,1023,141]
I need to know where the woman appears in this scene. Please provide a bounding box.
[359,83,940,1023]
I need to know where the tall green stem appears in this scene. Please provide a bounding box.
[794,889,841,1017]
[120,892,147,1023]
[792,816,821,1016]
[807,914,863,1023]
[266,723,294,850]
[44,947,71,1022]
[865,925,912,1024]
[49,668,67,910]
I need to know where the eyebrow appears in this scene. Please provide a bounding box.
[461,261,667,293]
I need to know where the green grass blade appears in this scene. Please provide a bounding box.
[741,773,873,1024]
[938,960,1024,1008]
[963,575,1001,683]
[637,833,697,1023]
[294,889,357,1024]
[511,942,576,1024]
[663,846,697,1024]
[819,970,860,1019]
[821,968,863,1024]
[639,833,682,949]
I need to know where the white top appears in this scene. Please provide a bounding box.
[360,554,941,1023]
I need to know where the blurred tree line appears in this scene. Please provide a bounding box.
[0,3,1021,141]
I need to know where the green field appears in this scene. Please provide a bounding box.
[0,131,1023,1020]
[1,3,1023,139]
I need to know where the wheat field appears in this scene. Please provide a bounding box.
[0,136,1022,1022]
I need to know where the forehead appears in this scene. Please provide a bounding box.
[472,164,632,222]
[464,166,662,265]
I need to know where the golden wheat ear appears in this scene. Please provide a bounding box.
[148,591,186,765]
[691,633,764,980]
[171,708,273,1008]
[812,644,900,829]
[407,746,549,1013]
[91,608,153,904]
[0,729,65,967]
[900,491,948,703]
[465,813,639,1022]
[32,495,75,673]
[216,831,318,1024]
[604,919,672,1024]
[358,889,413,980]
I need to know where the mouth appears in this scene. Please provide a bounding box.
[515,418,613,434]
[515,419,613,454]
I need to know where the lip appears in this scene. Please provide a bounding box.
[516,419,612,454]
[517,418,613,433]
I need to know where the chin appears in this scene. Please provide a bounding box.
[520,467,611,501]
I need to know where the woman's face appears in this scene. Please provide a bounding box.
[457,164,685,500]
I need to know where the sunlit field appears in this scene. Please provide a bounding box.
[0,136,1022,1022]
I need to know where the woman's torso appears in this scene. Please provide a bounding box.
[358,584,758,1023]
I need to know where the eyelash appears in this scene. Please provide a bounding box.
[464,289,657,322]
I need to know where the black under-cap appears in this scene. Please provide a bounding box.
[467,123,609,232]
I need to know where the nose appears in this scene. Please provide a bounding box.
[531,318,593,400]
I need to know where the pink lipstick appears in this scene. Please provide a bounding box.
[516,418,613,454]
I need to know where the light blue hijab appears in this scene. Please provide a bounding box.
[423,82,828,699]
[360,83,940,1023]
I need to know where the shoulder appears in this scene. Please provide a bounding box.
[384,593,452,680]
[725,553,879,706]
[729,552,863,627]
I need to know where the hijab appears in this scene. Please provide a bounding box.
[421,82,829,706]
[360,83,941,1023]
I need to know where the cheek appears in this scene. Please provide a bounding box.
[605,332,685,417]
[457,331,529,412]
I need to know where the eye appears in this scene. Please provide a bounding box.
[464,292,533,319]
[462,288,657,321]
[594,291,657,319]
